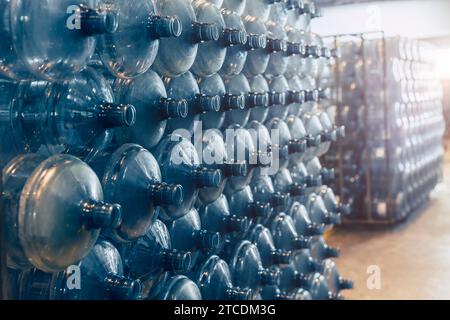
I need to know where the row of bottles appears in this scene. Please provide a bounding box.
[323,35,444,223]
[0,0,352,299]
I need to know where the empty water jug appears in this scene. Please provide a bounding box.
[251,175,289,214]
[265,117,306,170]
[191,0,237,77]
[195,255,253,300]
[222,74,252,128]
[226,185,273,223]
[120,220,192,299]
[219,8,249,77]
[270,213,311,252]
[199,194,250,239]
[322,259,354,296]
[306,193,341,226]
[225,240,280,290]
[0,0,118,81]
[267,75,290,120]
[114,69,188,150]
[2,154,121,272]
[198,74,227,129]
[242,16,269,76]
[165,71,221,133]
[89,144,183,243]
[96,0,182,79]
[17,240,141,300]
[166,208,221,267]
[310,236,340,261]
[153,133,223,220]
[152,0,220,77]
[248,224,293,268]
[5,68,136,161]
[247,76,271,123]
[197,130,247,204]
[288,202,324,237]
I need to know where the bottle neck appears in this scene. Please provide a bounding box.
[81,200,122,229]
[148,182,184,206]
[104,274,141,300]
[192,22,220,43]
[96,103,136,128]
[194,94,221,114]
[193,230,221,250]
[223,93,246,111]
[193,167,223,188]
[246,33,267,50]
[148,15,182,39]
[159,98,189,119]
[162,249,192,272]
[222,28,248,46]
[79,6,119,36]
[292,236,312,250]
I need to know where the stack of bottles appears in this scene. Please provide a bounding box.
[0,0,352,300]
[323,34,444,223]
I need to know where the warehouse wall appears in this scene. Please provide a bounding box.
[312,0,450,39]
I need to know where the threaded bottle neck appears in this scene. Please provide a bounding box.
[148,15,182,39]
[81,200,122,229]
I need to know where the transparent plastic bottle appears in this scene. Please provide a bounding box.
[198,73,227,129]
[266,75,289,120]
[153,0,220,77]
[306,193,341,227]
[114,69,188,150]
[195,255,253,300]
[224,240,280,290]
[89,144,184,243]
[265,117,306,170]
[120,220,192,299]
[164,71,221,133]
[322,259,354,297]
[153,133,223,221]
[199,194,250,239]
[2,154,121,272]
[288,201,324,237]
[286,76,307,116]
[247,75,271,123]
[96,0,182,79]
[222,74,251,128]
[17,241,141,300]
[264,17,288,78]
[219,8,249,77]
[248,224,293,268]
[269,213,311,252]
[310,236,340,262]
[242,16,270,76]
[191,0,231,77]
[6,68,136,161]
[251,175,289,214]
[226,185,273,224]
[198,130,248,205]
[166,208,221,267]
[0,0,118,81]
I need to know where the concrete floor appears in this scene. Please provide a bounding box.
[329,153,450,300]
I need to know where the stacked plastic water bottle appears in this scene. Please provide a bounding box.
[323,35,444,223]
[0,0,352,300]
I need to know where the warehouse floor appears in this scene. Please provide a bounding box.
[329,149,450,300]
